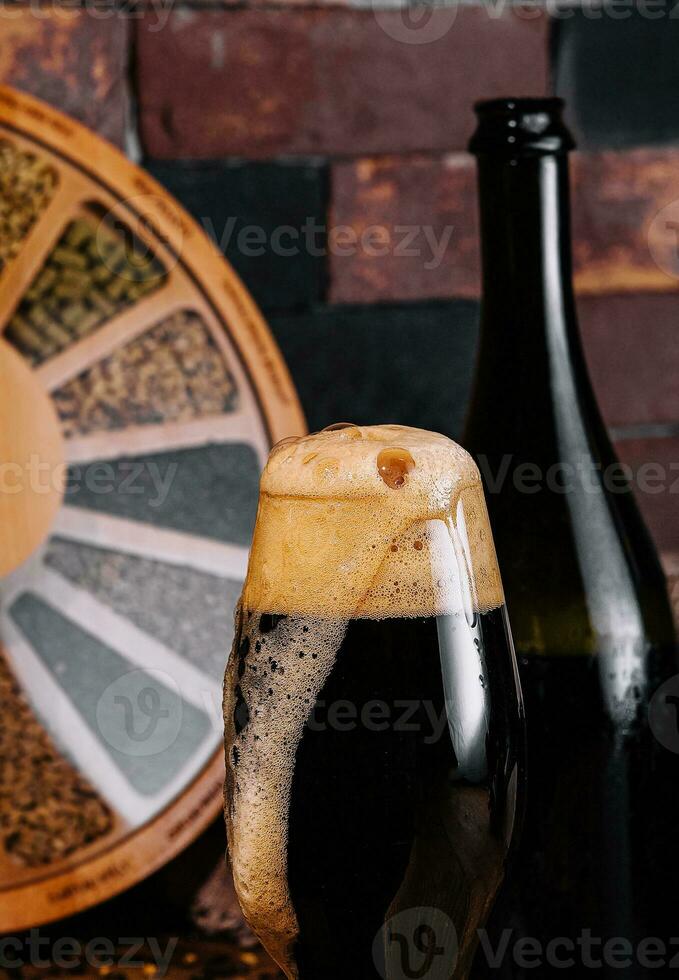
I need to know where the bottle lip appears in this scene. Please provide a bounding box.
[469,97,576,157]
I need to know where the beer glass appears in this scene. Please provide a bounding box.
[223,424,525,980]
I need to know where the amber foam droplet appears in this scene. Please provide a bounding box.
[376,447,415,489]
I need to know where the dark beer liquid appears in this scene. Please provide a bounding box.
[464,100,679,977]
[227,606,524,980]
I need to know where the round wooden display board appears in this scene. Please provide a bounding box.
[0,86,305,930]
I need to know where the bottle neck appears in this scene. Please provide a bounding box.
[477,151,578,343]
[470,148,616,471]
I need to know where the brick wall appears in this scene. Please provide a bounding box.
[1,2,678,559]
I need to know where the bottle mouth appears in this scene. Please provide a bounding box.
[469,97,576,157]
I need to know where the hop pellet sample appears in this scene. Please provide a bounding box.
[53,310,239,438]
[0,139,57,273]
[6,214,167,365]
[0,650,113,867]
[45,537,242,679]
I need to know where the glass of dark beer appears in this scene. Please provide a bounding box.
[223,424,525,980]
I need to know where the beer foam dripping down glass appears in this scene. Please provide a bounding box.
[224,424,524,980]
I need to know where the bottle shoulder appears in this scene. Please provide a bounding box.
[468,435,676,658]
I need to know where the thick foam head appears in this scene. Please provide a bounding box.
[243,424,504,618]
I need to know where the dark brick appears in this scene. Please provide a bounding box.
[136,8,549,159]
[554,14,679,150]
[616,438,679,555]
[146,160,327,312]
[329,148,679,304]
[0,8,129,147]
[579,293,679,429]
[269,301,479,437]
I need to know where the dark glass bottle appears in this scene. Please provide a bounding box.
[464,98,678,978]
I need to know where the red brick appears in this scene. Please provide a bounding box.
[330,153,477,303]
[571,149,679,295]
[0,8,129,147]
[615,438,679,554]
[578,294,679,429]
[329,147,679,305]
[135,8,549,159]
